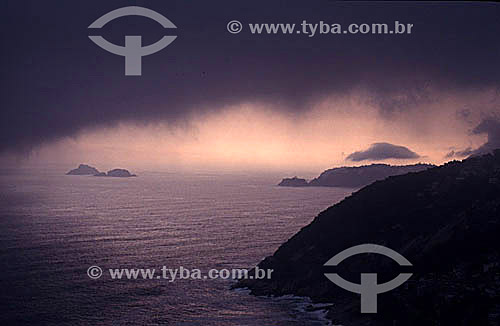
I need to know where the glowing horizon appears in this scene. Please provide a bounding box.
[6,89,493,173]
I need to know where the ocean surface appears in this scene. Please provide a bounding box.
[0,169,353,325]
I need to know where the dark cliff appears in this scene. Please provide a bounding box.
[238,151,500,326]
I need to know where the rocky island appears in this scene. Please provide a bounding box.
[66,164,100,175]
[239,151,500,325]
[278,163,434,188]
[66,165,136,177]
[103,169,136,177]
[277,176,308,187]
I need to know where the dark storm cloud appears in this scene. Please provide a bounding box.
[1,0,500,152]
[444,117,500,159]
[445,147,474,159]
[346,143,420,162]
[471,117,500,155]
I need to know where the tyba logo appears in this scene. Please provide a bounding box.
[88,6,177,76]
[324,244,412,313]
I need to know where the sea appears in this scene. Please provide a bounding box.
[0,168,353,325]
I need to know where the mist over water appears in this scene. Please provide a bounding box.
[0,169,352,325]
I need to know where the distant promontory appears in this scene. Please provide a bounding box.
[278,163,434,188]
